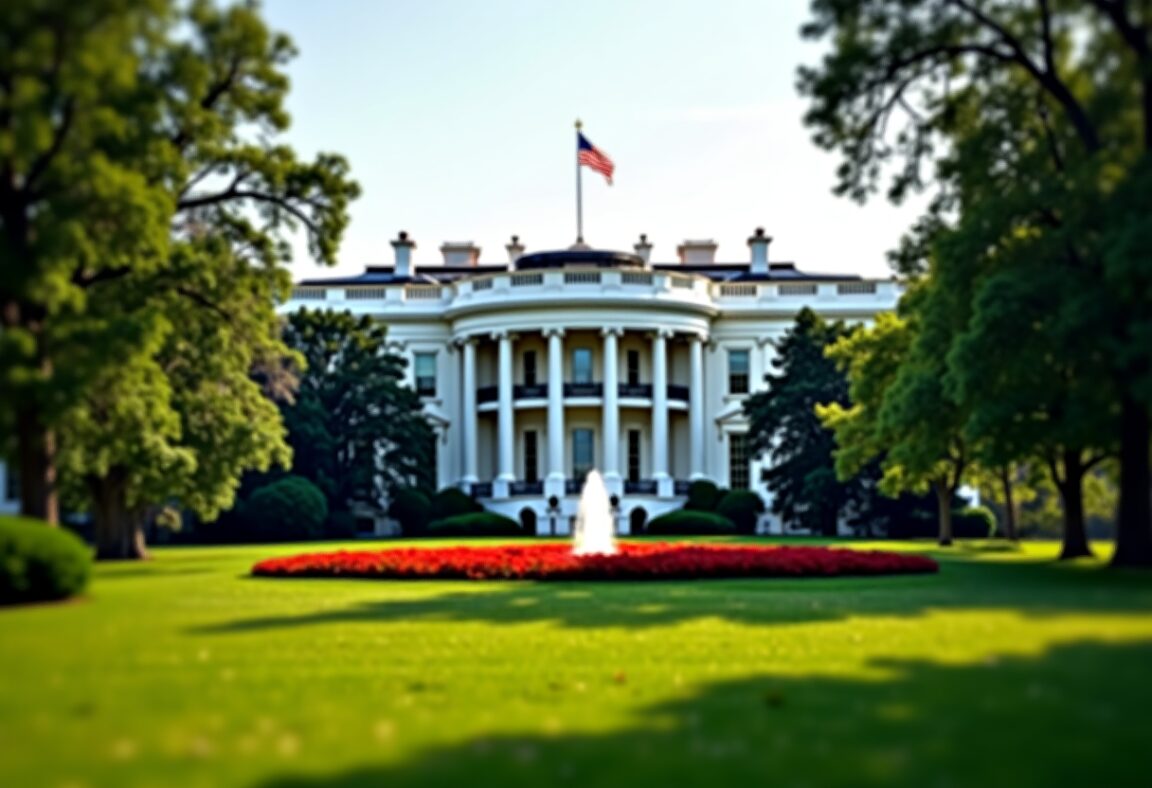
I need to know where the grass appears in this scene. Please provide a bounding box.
[1,537,1150,788]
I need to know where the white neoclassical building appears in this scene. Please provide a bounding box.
[0,230,901,532]
[280,229,901,535]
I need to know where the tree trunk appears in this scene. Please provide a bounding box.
[999,464,1018,541]
[932,480,953,546]
[1056,450,1093,560]
[16,404,59,525]
[1113,396,1152,567]
[91,471,149,561]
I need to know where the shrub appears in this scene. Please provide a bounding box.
[0,516,91,605]
[716,490,766,535]
[388,488,432,536]
[426,512,523,538]
[323,510,358,540]
[430,488,483,521]
[684,479,723,511]
[953,506,997,538]
[645,510,736,536]
[246,476,329,542]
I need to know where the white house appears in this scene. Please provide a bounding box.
[281,228,900,535]
[0,228,900,533]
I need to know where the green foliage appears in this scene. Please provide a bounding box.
[431,488,484,522]
[245,476,328,542]
[388,488,432,537]
[281,309,435,511]
[953,507,997,540]
[745,308,865,535]
[0,516,91,605]
[714,490,765,535]
[322,511,358,540]
[645,510,736,536]
[683,480,723,512]
[426,512,522,538]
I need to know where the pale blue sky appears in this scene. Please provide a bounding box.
[266,0,924,279]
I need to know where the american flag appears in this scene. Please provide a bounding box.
[578,132,615,185]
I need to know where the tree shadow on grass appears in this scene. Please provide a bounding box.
[195,555,1152,636]
[254,637,1152,788]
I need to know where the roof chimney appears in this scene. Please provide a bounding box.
[505,234,525,265]
[634,233,653,264]
[391,231,415,278]
[440,241,481,266]
[748,227,772,275]
[676,239,717,264]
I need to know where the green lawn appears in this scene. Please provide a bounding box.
[2,538,1151,788]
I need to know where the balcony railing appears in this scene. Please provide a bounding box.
[667,384,690,402]
[563,382,603,397]
[477,385,498,404]
[510,480,543,496]
[618,383,653,398]
[673,479,692,495]
[624,479,658,494]
[513,383,548,399]
[565,479,585,495]
[470,482,493,498]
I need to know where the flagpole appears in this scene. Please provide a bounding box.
[575,118,584,244]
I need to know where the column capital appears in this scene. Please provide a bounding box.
[453,334,479,348]
[543,327,566,339]
[490,330,518,342]
[600,326,624,338]
[687,331,709,344]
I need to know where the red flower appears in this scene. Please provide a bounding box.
[251,543,937,582]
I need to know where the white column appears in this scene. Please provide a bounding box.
[545,328,566,499]
[601,327,622,496]
[460,337,478,486]
[651,329,672,496]
[689,333,706,480]
[493,331,515,498]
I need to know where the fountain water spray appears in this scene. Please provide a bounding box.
[572,469,617,555]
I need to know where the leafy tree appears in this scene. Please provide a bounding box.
[819,306,971,546]
[798,0,1152,565]
[281,308,435,512]
[744,308,861,536]
[0,0,357,532]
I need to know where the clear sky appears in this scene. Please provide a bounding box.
[266,0,925,279]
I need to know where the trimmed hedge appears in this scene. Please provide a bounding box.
[389,488,432,536]
[246,476,329,541]
[953,506,997,538]
[426,512,523,538]
[0,516,91,605]
[645,510,736,536]
[683,480,723,512]
[430,488,483,521]
[716,490,766,535]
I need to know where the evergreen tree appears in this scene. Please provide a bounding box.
[281,309,435,512]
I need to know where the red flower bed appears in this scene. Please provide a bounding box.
[252,543,937,582]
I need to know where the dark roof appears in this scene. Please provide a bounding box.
[515,249,645,270]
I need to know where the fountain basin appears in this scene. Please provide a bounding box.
[252,543,937,582]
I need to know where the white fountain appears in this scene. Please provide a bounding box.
[572,469,618,555]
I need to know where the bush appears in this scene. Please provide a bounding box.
[246,476,329,542]
[323,510,358,540]
[953,506,997,538]
[430,488,483,521]
[426,512,523,538]
[684,480,723,511]
[389,488,432,536]
[645,510,736,536]
[0,516,91,605]
[716,490,766,535]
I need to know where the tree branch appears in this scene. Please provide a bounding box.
[177,188,322,238]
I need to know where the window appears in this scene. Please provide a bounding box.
[4,465,17,502]
[572,348,593,384]
[626,350,641,386]
[572,428,595,480]
[627,430,642,483]
[728,349,750,395]
[729,433,750,490]
[523,350,538,386]
[414,352,437,396]
[523,431,539,483]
